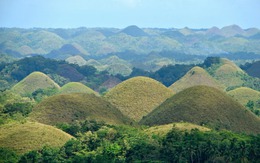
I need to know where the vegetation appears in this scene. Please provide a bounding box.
[140,86,260,134]
[30,93,132,125]
[241,60,260,78]
[169,66,225,93]
[0,121,72,154]
[58,82,99,96]
[104,76,174,121]
[228,87,260,116]
[1,124,260,162]
[11,71,60,96]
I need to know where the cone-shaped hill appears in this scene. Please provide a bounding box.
[104,76,174,121]
[11,71,60,95]
[30,93,131,125]
[228,87,260,106]
[58,82,99,96]
[140,86,260,134]
[212,58,246,88]
[0,122,72,154]
[169,66,224,93]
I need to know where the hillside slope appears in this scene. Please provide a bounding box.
[0,122,72,154]
[30,93,131,125]
[104,76,174,121]
[140,86,260,134]
[11,71,60,95]
[169,66,224,93]
[228,87,260,107]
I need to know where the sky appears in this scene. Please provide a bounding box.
[0,0,260,29]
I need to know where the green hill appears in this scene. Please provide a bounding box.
[11,71,60,95]
[65,55,87,66]
[30,93,131,125]
[210,58,246,88]
[140,86,260,134]
[145,122,210,137]
[169,66,224,93]
[104,76,174,121]
[0,121,72,154]
[228,87,260,107]
[242,60,260,78]
[58,82,98,95]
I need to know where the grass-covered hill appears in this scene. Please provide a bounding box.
[11,71,60,95]
[210,58,246,88]
[0,121,72,154]
[228,87,260,108]
[30,93,131,125]
[65,55,87,66]
[169,66,224,93]
[104,76,174,121]
[145,122,210,136]
[58,82,98,95]
[140,86,260,134]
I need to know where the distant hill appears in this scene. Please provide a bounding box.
[206,58,246,88]
[228,87,260,107]
[169,66,224,93]
[58,82,98,95]
[145,122,210,136]
[140,86,260,134]
[241,60,260,78]
[30,93,131,125]
[11,71,60,95]
[65,55,87,66]
[0,122,72,154]
[120,25,148,37]
[104,76,174,121]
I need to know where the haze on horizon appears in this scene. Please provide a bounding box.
[0,0,259,29]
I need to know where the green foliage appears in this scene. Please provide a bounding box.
[0,147,19,163]
[31,88,58,103]
[3,102,32,116]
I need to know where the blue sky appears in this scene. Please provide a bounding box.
[0,0,259,29]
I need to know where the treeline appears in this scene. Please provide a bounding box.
[1,121,260,162]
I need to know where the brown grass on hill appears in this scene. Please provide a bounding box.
[104,76,174,122]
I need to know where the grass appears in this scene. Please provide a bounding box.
[140,85,260,134]
[227,87,260,107]
[169,66,225,93]
[210,58,246,88]
[30,93,132,125]
[65,55,87,66]
[145,122,210,136]
[104,76,174,122]
[58,82,99,96]
[0,121,72,154]
[11,71,60,95]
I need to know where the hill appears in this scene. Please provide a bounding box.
[0,121,72,154]
[140,86,260,134]
[11,71,60,95]
[241,60,260,78]
[120,25,148,37]
[206,58,246,88]
[104,76,174,121]
[65,55,87,66]
[30,93,131,125]
[169,66,224,93]
[58,82,98,95]
[227,87,260,107]
[145,122,210,136]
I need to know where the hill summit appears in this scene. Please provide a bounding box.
[169,66,224,93]
[140,86,260,134]
[11,71,60,95]
[58,82,98,95]
[104,76,174,121]
[120,25,148,37]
